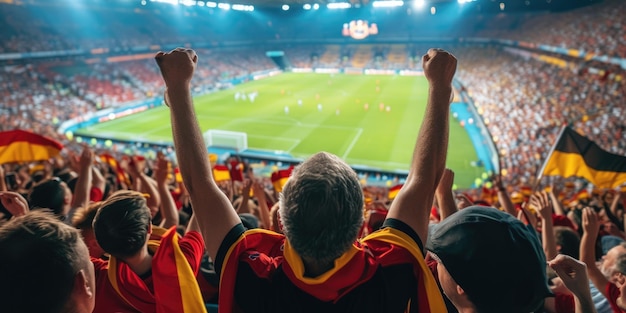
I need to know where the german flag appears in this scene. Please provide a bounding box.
[271,166,293,192]
[0,130,63,164]
[540,126,626,189]
[213,164,231,182]
[388,184,402,200]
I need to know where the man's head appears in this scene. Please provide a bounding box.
[426,206,552,313]
[279,152,364,265]
[0,211,95,313]
[554,226,580,258]
[600,242,626,281]
[93,190,151,259]
[28,177,72,218]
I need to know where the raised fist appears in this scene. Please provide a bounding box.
[422,48,457,88]
[155,48,198,90]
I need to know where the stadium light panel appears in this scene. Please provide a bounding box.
[218,2,230,10]
[372,0,404,8]
[150,0,178,4]
[430,6,436,14]
[282,4,290,10]
[413,0,425,9]
[313,3,320,9]
[303,3,311,9]
[141,0,147,5]
[500,2,505,10]
[179,0,197,6]
[232,4,254,11]
[327,2,351,9]
[206,1,217,7]
[197,1,205,6]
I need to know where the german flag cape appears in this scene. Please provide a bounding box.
[271,166,293,192]
[0,130,63,164]
[219,228,445,313]
[540,126,626,189]
[107,227,207,313]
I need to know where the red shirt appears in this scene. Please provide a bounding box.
[606,282,626,313]
[91,231,204,313]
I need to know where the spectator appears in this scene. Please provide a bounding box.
[426,206,553,313]
[0,209,95,313]
[91,190,206,312]
[157,47,455,312]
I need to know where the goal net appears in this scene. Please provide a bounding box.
[203,129,248,152]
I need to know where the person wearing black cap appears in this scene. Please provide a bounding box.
[426,206,553,313]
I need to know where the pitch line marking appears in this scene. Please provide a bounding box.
[341,128,363,160]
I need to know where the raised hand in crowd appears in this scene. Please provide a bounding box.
[0,191,29,218]
[549,254,597,313]
[154,153,178,228]
[531,191,557,260]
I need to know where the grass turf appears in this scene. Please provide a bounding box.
[76,72,480,188]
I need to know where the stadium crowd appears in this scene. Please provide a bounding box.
[1,0,626,312]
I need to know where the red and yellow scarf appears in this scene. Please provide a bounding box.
[107,227,207,313]
[219,228,445,312]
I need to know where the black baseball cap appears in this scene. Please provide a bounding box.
[426,206,552,313]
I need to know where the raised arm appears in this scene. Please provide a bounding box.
[435,168,457,220]
[154,153,179,229]
[0,165,7,192]
[156,48,240,259]
[549,254,597,313]
[534,191,557,261]
[494,174,517,216]
[580,207,610,298]
[71,146,94,217]
[386,49,456,244]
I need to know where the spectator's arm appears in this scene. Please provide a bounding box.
[580,207,610,298]
[494,174,516,216]
[610,191,622,217]
[386,49,456,244]
[0,165,6,192]
[549,254,597,313]
[129,157,161,213]
[534,191,557,261]
[549,187,566,216]
[157,48,241,259]
[236,179,252,214]
[91,165,106,195]
[435,169,457,220]
[71,146,94,214]
[154,154,179,229]
[252,181,270,229]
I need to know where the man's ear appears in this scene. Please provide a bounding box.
[74,269,93,298]
[456,284,466,296]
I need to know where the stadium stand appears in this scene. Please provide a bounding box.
[1,0,626,311]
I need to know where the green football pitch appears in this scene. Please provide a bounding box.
[76,73,480,188]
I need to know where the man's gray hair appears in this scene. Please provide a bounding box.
[279,152,364,265]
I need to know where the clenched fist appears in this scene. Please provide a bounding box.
[422,48,457,88]
[155,48,198,90]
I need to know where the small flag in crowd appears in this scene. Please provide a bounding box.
[388,184,402,200]
[271,166,293,193]
[0,130,63,164]
[213,164,231,182]
[540,126,626,189]
[100,154,131,186]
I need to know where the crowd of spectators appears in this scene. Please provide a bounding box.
[455,47,626,185]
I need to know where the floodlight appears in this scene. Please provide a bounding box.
[327,2,351,9]
[413,0,425,8]
[313,3,319,9]
[218,2,230,9]
[303,3,311,9]
[372,0,404,8]
[430,6,435,14]
[206,1,217,7]
[499,2,505,10]
[282,4,290,10]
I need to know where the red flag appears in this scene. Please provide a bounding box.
[271,166,293,192]
[0,130,63,164]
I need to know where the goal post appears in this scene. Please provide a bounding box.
[203,129,248,152]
